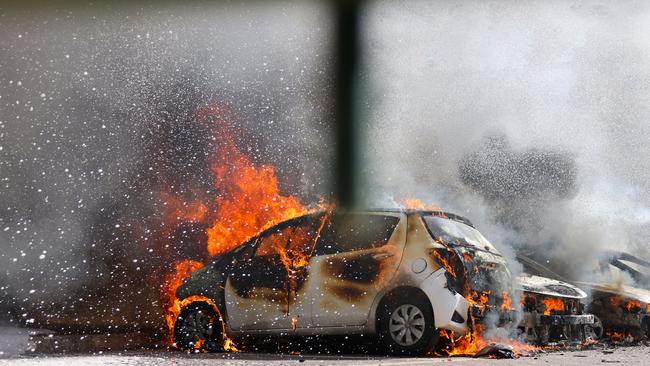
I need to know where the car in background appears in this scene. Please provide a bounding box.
[517,274,597,343]
[518,251,650,341]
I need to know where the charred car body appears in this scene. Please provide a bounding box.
[517,274,596,343]
[518,252,650,341]
[172,209,593,354]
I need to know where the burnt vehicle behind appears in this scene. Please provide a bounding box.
[517,274,596,343]
[518,251,650,341]
[173,209,524,355]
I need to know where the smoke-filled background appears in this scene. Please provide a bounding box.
[0,1,332,331]
[362,0,650,282]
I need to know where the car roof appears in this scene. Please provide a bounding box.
[285,208,475,228]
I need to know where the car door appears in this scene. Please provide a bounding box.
[280,217,321,329]
[225,225,294,330]
[306,212,405,327]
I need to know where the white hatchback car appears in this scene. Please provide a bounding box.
[173,209,514,355]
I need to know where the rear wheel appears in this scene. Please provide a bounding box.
[173,302,223,352]
[378,294,437,356]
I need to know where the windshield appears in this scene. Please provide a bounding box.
[423,216,499,254]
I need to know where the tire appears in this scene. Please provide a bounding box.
[173,302,224,352]
[585,315,603,341]
[378,294,438,356]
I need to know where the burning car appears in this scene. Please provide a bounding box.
[517,274,597,344]
[517,252,650,341]
[172,209,517,355]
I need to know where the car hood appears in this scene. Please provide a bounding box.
[517,274,587,299]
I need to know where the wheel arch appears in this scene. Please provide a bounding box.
[371,286,434,334]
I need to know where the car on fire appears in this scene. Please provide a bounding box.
[517,251,650,341]
[516,274,597,343]
[171,209,594,354]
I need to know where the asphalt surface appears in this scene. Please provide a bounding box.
[2,347,650,366]
[2,326,650,365]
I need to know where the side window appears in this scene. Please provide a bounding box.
[313,214,399,256]
[256,226,293,257]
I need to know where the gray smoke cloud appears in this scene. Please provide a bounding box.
[0,1,331,328]
[362,0,650,283]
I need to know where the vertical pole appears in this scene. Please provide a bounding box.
[332,0,361,209]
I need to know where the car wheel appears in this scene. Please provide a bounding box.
[378,295,437,356]
[173,302,223,352]
[585,315,603,340]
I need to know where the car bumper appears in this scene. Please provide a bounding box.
[419,268,471,335]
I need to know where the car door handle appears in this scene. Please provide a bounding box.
[372,253,394,260]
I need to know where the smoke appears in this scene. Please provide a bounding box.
[362,0,650,284]
[0,1,331,328]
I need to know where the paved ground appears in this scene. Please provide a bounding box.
[1,347,650,366]
[2,325,650,365]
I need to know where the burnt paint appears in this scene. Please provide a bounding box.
[327,283,367,302]
[322,252,382,285]
[228,256,288,298]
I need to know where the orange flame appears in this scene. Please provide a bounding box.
[501,291,512,311]
[161,259,206,340]
[440,324,538,357]
[606,331,628,343]
[430,249,458,279]
[202,104,308,257]
[626,299,641,312]
[609,296,642,313]
[469,290,491,307]
[541,298,564,315]
[401,198,443,211]
[193,339,204,351]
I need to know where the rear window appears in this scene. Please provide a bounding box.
[313,214,399,256]
[423,216,495,253]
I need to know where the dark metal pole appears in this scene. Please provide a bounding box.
[332,0,362,209]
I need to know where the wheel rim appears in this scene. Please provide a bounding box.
[389,304,426,346]
[178,309,214,345]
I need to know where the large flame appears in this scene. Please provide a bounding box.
[206,156,307,256]
[201,104,308,257]
[159,102,310,350]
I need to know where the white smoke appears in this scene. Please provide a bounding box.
[361,0,650,283]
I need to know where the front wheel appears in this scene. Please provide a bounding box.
[173,302,224,352]
[378,295,438,356]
